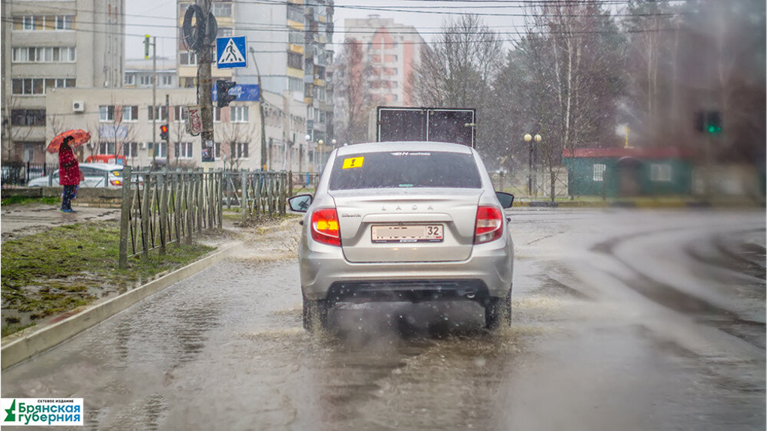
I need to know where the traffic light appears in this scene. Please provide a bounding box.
[695,110,722,134]
[216,80,237,107]
[160,124,169,141]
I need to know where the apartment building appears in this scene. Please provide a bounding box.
[1,0,125,163]
[124,58,177,89]
[343,15,425,107]
[176,0,334,153]
[44,87,313,171]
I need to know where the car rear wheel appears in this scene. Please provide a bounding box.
[485,290,512,330]
[302,296,329,332]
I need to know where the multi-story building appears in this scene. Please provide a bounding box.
[343,15,425,107]
[124,58,177,89]
[44,87,312,171]
[1,0,124,163]
[176,0,334,169]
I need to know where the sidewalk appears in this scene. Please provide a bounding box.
[1,203,120,242]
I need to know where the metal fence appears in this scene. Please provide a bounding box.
[119,167,223,267]
[1,162,57,187]
[289,171,320,194]
[222,171,289,221]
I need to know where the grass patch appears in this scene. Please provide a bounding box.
[1,220,214,336]
[1,196,59,206]
[1,322,35,338]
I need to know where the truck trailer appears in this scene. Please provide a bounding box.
[368,107,477,148]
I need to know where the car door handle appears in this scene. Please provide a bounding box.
[299,220,304,226]
[506,217,512,223]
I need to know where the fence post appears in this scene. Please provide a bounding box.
[288,170,293,197]
[140,173,151,262]
[26,161,30,184]
[241,171,248,222]
[159,171,168,255]
[217,170,223,230]
[226,171,232,209]
[118,166,132,269]
[185,172,193,244]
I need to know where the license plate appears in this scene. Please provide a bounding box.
[371,224,444,243]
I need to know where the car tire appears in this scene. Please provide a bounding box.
[302,296,329,332]
[485,290,512,330]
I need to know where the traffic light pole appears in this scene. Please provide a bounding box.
[197,0,214,168]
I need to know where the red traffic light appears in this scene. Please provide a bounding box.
[160,125,168,133]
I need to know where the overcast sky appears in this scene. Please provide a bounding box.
[125,1,532,61]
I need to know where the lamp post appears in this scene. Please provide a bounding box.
[524,133,542,197]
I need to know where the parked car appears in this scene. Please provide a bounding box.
[288,142,515,332]
[27,163,125,188]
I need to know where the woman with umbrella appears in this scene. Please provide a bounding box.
[48,130,90,213]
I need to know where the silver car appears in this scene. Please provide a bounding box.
[27,163,124,188]
[289,142,515,331]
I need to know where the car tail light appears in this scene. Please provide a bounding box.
[474,206,504,244]
[110,179,122,186]
[311,208,341,246]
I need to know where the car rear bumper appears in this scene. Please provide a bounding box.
[299,237,514,301]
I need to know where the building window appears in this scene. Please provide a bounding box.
[123,142,138,158]
[174,106,188,123]
[181,77,196,88]
[289,30,304,45]
[218,27,233,38]
[393,94,398,101]
[23,16,35,30]
[124,73,136,86]
[11,47,75,63]
[232,142,248,159]
[593,164,606,182]
[231,106,249,123]
[180,51,197,66]
[287,5,304,23]
[99,105,115,122]
[175,142,193,158]
[214,142,221,158]
[650,164,672,182]
[98,142,116,155]
[288,52,303,70]
[289,77,303,92]
[161,74,173,86]
[122,106,138,122]
[11,109,46,126]
[139,74,154,86]
[155,142,168,158]
[213,3,232,16]
[56,15,73,30]
[148,106,168,122]
[14,15,74,31]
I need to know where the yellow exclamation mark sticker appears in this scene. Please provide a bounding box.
[342,157,364,169]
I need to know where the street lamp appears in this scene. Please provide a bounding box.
[524,133,542,197]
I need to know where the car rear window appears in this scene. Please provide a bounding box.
[329,151,482,190]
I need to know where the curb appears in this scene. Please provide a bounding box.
[1,242,242,370]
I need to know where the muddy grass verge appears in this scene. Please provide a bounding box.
[1,220,214,337]
[1,196,60,206]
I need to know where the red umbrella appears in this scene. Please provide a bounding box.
[46,130,91,153]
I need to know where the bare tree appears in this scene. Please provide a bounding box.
[215,119,258,171]
[334,39,373,144]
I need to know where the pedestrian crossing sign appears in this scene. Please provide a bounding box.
[216,36,247,69]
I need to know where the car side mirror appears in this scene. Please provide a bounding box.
[288,194,313,213]
[496,192,515,209]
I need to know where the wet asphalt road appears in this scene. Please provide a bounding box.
[2,209,765,430]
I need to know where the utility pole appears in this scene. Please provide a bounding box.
[248,48,268,171]
[197,0,214,168]
[165,94,170,160]
[151,36,157,166]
